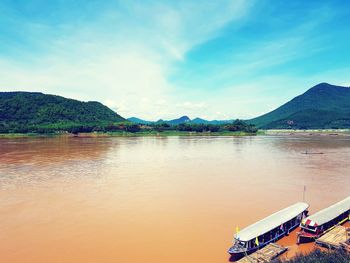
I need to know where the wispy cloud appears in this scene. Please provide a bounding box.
[0,0,254,119]
[0,0,349,120]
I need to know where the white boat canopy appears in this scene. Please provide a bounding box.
[303,196,350,227]
[234,202,309,242]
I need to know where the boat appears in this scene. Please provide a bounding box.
[228,202,309,260]
[301,150,324,155]
[297,196,350,243]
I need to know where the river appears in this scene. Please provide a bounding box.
[0,135,349,262]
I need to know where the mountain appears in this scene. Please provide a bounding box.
[128,116,191,125]
[128,116,234,125]
[190,117,210,124]
[0,92,124,132]
[166,116,191,125]
[191,118,233,125]
[249,83,350,129]
[127,117,153,125]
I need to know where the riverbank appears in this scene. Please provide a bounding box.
[0,130,258,138]
[261,129,350,136]
[3,129,350,138]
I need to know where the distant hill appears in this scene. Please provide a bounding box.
[128,116,233,125]
[249,83,350,129]
[0,92,125,133]
[165,116,191,125]
[127,117,153,125]
[191,118,233,125]
[127,116,191,125]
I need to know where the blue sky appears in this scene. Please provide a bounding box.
[0,0,349,120]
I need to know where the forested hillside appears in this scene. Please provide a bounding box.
[249,83,350,129]
[0,92,124,133]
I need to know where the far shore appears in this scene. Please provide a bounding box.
[261,129,350,136]
[1,129,350,139]
[0,130,258,138]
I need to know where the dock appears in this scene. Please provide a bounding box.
[316,225,350,249]
[340,236,350,252]
[237,243,287,263]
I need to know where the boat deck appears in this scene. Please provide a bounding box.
[237,243,287,263]
[316,225,350,249]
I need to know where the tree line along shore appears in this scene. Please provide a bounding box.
[0,119,258,136]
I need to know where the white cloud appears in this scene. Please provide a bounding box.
[0,0,254,120]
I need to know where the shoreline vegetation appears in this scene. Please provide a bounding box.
[0,130,258,139]
[2,129,350,139]
[273,249,350,263]
[0,119,259,138]
[2,128,350,139]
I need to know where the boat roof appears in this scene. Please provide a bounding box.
[234,202,309,242]
[303,196,350,227]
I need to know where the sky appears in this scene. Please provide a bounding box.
[0,0,350,120]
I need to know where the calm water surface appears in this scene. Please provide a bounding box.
[0,135,349,263]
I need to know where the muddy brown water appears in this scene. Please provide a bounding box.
[0,135,349,263]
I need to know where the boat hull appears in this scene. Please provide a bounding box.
[228,247,258,261]
[297,233,317,244]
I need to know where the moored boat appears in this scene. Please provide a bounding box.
[228,202,309,260]
[297,196,350,243]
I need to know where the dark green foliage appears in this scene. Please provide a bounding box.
[153,122,171,132]
[273,249,350,263]
[122,119,256,134]
[0,92,125,133]
[249,83,350,129]
[152,119,255,133]
[176,123,221,132]
[124,123,141,133]
[225,119,257,132]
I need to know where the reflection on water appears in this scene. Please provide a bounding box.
[0,137,115,188]
[0,135,350,263]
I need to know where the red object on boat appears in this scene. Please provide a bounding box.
[297,196,350,244]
